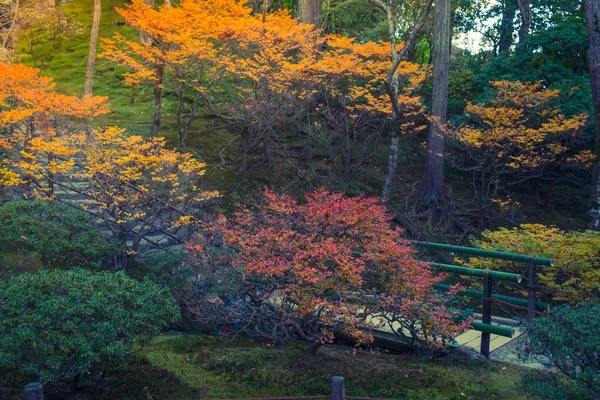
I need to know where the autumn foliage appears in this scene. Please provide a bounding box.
[0,62,108,130]
[469,224,600,305]
[0,63,217,268]
[186,189,468,350]
[452,81,591,173]
[448,81,592,226]
[101,0,425,179]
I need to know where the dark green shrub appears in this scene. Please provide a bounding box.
[0,200,123,269]
[520,303,600,398]
[137,249,192,291]
[0,268,180,384]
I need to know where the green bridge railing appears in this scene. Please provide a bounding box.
[412,241,553,359]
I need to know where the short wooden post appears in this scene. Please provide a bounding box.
[24,382,43,400]
[527,261,537,323]
[480,270,493,359]
[331,376,345,400]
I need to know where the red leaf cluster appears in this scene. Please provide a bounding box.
[187,189,469,350]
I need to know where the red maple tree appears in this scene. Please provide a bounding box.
[186,189,468,352]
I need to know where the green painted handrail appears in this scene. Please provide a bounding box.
[430,263,522,283]
[413,241,553,266]
[435,284,550,311]
[471,321,514,337]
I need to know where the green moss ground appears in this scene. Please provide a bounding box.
[17,0,151,124]
[0,334,537,400]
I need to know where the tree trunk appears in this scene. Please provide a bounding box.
[305,341,322,354]
[417,0,450,211]
[263,135,271,165]
[381,4,400,200]
[516,0,532,42]
[180,93,201,147]
[138,0,161,136]
[382,133,400,199]
[305,111,312,167]
[405,24,424,62]
[1,0,19,50]
[498,0,515,55]
[84,0,101,96]
[298,0,321,27]
[141,0,155,44]
[343,129,351,181]
[239,127,249,173]
[152,64,164,136]
[591,163,600,230]
[263,0,268,22]
[584,0,600,229]
[176,92,185,146]
[374,0,433,199]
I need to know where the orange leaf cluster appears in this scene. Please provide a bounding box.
[0,63,108,127]
[451,80,593,171]
[0,62,217,263]
[102,0,424,122]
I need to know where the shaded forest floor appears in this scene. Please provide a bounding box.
[0,334,541,399]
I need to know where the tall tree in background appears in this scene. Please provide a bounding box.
[498,0,516,55]
[369,0,432,200]
[140,0,155,44]
[298,0,321,26]
[516,0,532,41]
[416,0,450,224]
[140,0,163,136]
[585,0,600,229]
[1,0,19,51]
[84,0,101,95]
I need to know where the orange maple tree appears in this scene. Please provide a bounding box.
[186,189,469,351]
[0,62,108,131]
[101,0,253,145]
[204,11,425,176]
[448,81,593,225]
[102,1,426,180]
[309,36,424,182]
[0,62,217,268]
[204,10,322,171]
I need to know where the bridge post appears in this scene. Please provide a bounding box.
[331,376,345,400]
[527,261,537,323]
[480,270,493,359]
[24,382,43,400]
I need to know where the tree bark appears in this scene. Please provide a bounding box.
[498,0,516,55]
[138,0,162,136]
[84,0,101,95]
[263,0,268,22]
[380,4,400,200]
[591,163,600,230]
[1,0,19,50]
[516,0,532,42]
[417,0,450,211]
[176,92,186,146]
[152,64,164,136]
[584,0,600,229]
[305,341,322,354]
[141,0,155,44]
[369,0,432,200]
[298,0,321,27]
